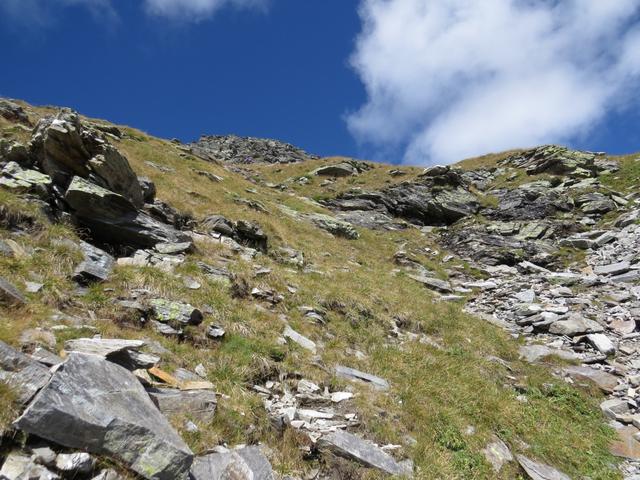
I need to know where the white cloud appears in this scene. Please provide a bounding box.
[348,0,640,165]
[143,0,269,21]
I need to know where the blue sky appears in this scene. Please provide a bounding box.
[1,0,640,165]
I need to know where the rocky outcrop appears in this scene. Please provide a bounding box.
[14,354,194,480]
[324,165,479,227]
[189,134,317,165]
[311,160,372,177]
[506,145,608,177]
[0,99,30,125]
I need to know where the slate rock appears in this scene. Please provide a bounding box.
[148,388,217,422]
[548,315,603,336]
[562,365,618,393]
[318,430,412,477]
[335,365,389,391]
[600,398,633,423]
[586,333,615,356]
[64,176,190,249]
[55,452,94,474]
[190,446,275,480]
[408,274,452,293]
[0,275,27,307]
[149,299,203,326]
[283,326,317,353]
[63,338,145,358]
[518,345,578,363]
[610,426,640,460]
[14,353,194,480]
[73,241,115,284]
[593,261,631,276]
[0,451,59,480]
[313,162,358,177]
[516,454,570,480]
[308,213,360,239]
[482,436,513,473]
[0,99,30,125]
[0,340,51,404]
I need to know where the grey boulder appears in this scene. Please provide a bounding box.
[149,299,203,326]
[14,353,193,480]
[64,176,190,249]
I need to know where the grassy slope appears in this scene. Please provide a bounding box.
[0,105,620,479]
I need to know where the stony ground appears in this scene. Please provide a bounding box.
[0,98,639,479]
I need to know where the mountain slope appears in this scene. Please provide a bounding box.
[0,98,637,479]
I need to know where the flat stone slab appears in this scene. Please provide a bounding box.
[482,436,513,472]
[190,446,274,480]
[548,316,603,336]
[0,340,51,404]
[593,261,630,276]
[64,338,145,358]
[562,365,618,393]
[516,455,570,480]
[148,388,217,422]
[611,426,640,460]
[335,365,389,391]
[518,345,578,363]
[14,353,193,480]
[283,326,317,353]
[318,430,412,476]
[407,274,452,293]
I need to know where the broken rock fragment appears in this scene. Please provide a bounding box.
[335,365,389,391]
[318,430,412,477]
[190,446,274,480]
[0,340,51,404]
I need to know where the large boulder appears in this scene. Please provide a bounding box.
[14,354,193,480]
[31,109,143,207]
[64,177,190,248]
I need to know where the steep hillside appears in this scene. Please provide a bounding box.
[0,98,639,479]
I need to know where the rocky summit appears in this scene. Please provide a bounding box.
[1,98,640,480]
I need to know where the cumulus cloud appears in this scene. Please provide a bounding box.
[347,0,640,165]
[143,0,269,21]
